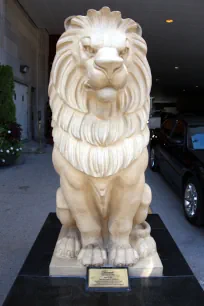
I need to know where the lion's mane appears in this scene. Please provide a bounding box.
[49,7,152,177]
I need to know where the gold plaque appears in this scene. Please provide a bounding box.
[88,268,129,288]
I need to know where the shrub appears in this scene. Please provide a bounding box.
[0,123,22,165]
[0,65,22,166]
[0,65,16,123]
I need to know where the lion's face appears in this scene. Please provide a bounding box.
[50,7,151,116]
[78,31,129,102]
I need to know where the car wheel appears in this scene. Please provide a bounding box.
[149,147,159,172]
[183,177,204,225]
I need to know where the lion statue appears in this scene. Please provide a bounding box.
[49,7,157,267]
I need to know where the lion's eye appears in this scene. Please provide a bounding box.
[119,47,129,57]
[83,45,97,55]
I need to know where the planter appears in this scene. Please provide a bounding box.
[0,154,18,166]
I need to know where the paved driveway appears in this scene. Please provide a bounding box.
[147,167,204,290]
[0,147,203,305]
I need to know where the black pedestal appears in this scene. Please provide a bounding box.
[2,213,204,306]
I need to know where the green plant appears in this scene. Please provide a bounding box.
[0,123,22,165]
[0,65,16,123]
[0,65,22,165]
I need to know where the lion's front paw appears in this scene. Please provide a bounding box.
[77,244,107,267]
[109,245,139,267]
[134,237,156,259]
[55,228,81,259]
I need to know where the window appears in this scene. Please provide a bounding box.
[188,126,204,150]
[161,119,174,136]
[171,120,185,141]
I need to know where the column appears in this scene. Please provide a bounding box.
[0,0,5,64]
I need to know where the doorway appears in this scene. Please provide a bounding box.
[14,82,28,140]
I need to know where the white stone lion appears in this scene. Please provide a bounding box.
[49,7,156,267]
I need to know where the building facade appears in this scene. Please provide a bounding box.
[0,0,49,140]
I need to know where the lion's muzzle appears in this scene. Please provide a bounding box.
[85,47,128,99]
[94,47,123,78]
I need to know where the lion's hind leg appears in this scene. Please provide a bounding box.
[131,183,157,258]
[55,188,81,259]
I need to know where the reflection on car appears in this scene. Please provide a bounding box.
[150,115,204,225]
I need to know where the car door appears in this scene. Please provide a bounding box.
[158,118,176,181]
[167,120,186,189]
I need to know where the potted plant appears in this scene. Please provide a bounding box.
[0,65,22,166]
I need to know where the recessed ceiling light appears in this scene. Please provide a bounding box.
[175,66,179,70]
[166,19,174,23]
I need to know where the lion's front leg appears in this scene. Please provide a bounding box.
[55,226,81,258]
[108,179,143,266]
[61,171,107,266]
[76,216,107,267]
[53,147,107,266]
[78,245,107,267]
[54,188,81,259]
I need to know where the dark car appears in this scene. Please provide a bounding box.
[149,115,204,225]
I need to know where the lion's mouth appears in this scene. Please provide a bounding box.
[84,81,117,92]
[84,81,121,102]
[96,87,118,102]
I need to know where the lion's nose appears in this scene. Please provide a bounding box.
[95,57,123,74]
[94,47,123,76]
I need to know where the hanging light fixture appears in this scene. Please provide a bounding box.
[20,65,29,74]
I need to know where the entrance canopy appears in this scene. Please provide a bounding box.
[18,0,204,89]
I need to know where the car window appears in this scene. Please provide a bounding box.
[171,120,185,141]
[188,126,204,150]
[161,119,175,136]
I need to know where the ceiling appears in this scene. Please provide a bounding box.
[18,0,204,91]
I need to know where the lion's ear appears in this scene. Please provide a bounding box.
[136,23,142,36]
[123,18,142,36]
[64,16,75,31]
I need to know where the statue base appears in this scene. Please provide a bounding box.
[2,213,204,306]
[49,225,163,277]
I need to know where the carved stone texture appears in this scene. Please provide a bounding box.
[49,6,160,268]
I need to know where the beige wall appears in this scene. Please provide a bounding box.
[0,0,49,140]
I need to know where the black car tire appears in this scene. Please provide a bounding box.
[183,176,204,226]
[149,147,159,172]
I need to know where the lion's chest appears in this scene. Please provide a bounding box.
[91,179,112,218]
[53,123,149,178]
